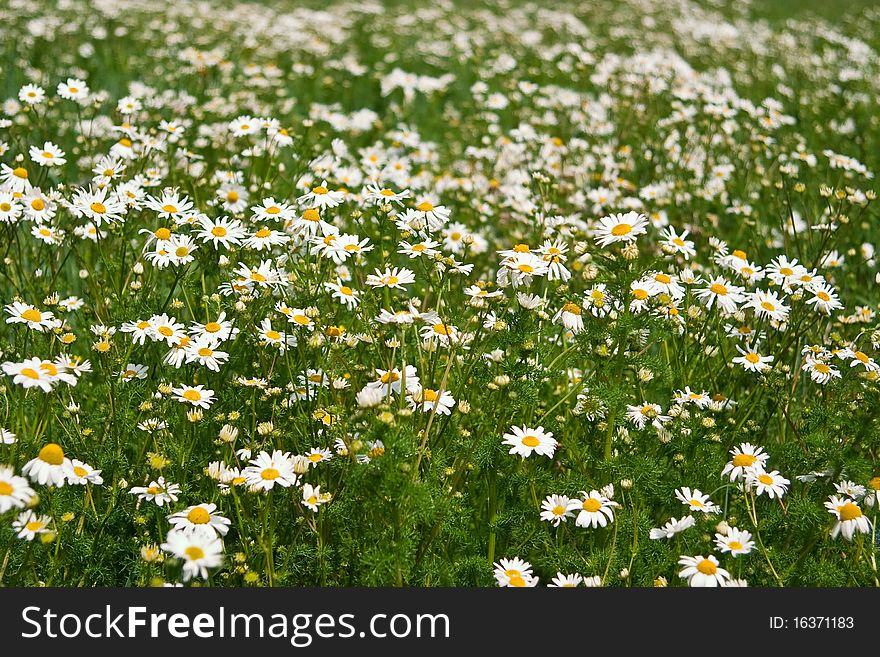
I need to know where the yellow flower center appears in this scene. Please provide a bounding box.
[158,326,174,336]
[868,476,880,491]
[90,202,106,214]
[293,314,311,325]
[161,204,177,213]
[710,283,728,296]
[562,302,582,315]
[380,371,400,384]
[732,250,746,259]
[197,347,213,357]
[760,302,775,312]
[13,167,28,179]
[39,443,65,465]
[745,353,760,364]
[552,505,566,516]
[696,559,717,575]
[582,498,602,512]
[433,323,451,336]
[182,389,201,401]
[302,209,320,222]
[521,435,540,448]
[312,186,328,195]
[758,474,774,485]
[155,227,171,240]
[779,267,793,276]
[21,367,40,379]
[854,351,869,363]
[261,468,280,480]
[226,191,239,203]
[211,226,227,237]
[26,521,45,532]
[610,223,632,236]
[184,546,205,560]
[732,454,756,467]
[265,206,281,214]
[728,541,743,550]
[307,495,318,505]
[632,289,648,300]
[0,481,13,495]
[265,330,281,340]
[655,273,671,284]
[0,202,11,211]
[838,503,862,521]
[40,362,58,376]
[73,466,88,477]
[817,291,830,301]
[814,363,830,374]
[517,264,534,273]
[383,276,399,285]
[416,201,434,212]
[422,389,439,402]
[22,308,42,322]
[255,227,272,238]
[205,322,221,333]
[31,199,45,211]
[186,507,211,524]
[175,246,190,257]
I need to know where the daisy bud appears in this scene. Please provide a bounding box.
[637,368,653,383]
[257,421,274,436]
[235,301,246,312]
[493,375,510,387]
[653,576,668,587]
[187,409,203,423]
[79,269,89,279]
[291,455,310,475]
[716,520,731,535]
[132,262,144,274]
[356,386,384,408]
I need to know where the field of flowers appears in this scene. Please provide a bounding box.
[1,0,879,588]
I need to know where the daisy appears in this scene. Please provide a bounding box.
[304,447,333,466]
[714,527,755,556]
[258,318,296,350]
[410,198,451,231]
[0,465,35,513]
[625,402,671,431]
[825,496,872,541]
[835,480,867,500]
[22,443,74,487]
[745,468,790,499]
[57,77,89,101]
[805,285,843,314]
[748,289,789,323]
[649,516,696,540]
[66,460,103,486]
[118,363,148,381]
[553,302,584,334]
[366,266,416,289]
[243,450,300,491]
[5,301,58,332]
[2,359,54,392]
[251,198,296,222]
[161,526,224,581]
[493,557,538,587]
[363,183,410,206]
[572,489,619,528]
[660,226,696,259]
[71,186,126,226]
[678,555,730,587]
[29,141,66,167]
[721,443,770,481]
[801,356,841,385]
[145,189,194,221]
[189,313,238,341]
[502,425,557,459]
[243,226,291,251]
[301,483,330,512]
[732,345,774,373]
[0,428,15,444]
[323,280,361,309]
[540,494,576,526]
[0,164,32,193]
[172,384,216,409]
[496,252,550,288]
[840,348,880,373]
[167,503,231,536]
[129,477,181,507]
[13,511,52,541]
[184,339,229,372]
[196,215,247,249]
[675,487,720,514]
[864,477,880,508]
[408,386,456,415]
[19,84,45,105]
[297,180,345,209]
[548,573,584,588]
[368,365,420,394]
[672,387,711,408]
[593,211,649,247]
[695,276,745,314]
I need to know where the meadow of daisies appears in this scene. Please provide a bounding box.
[1,0,879,588]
